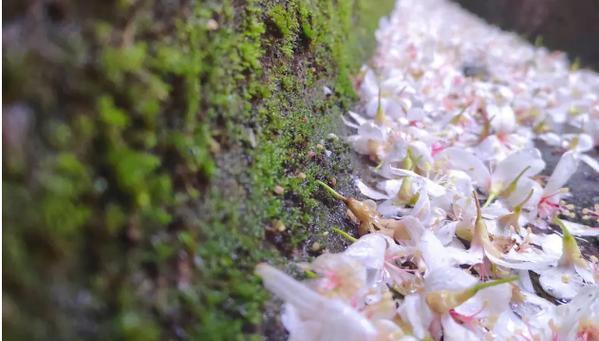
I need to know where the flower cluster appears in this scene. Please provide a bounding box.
[257,0,599,340]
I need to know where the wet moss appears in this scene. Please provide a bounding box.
[3,0,394,339]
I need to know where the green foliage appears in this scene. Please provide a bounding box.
[3,0,395,339]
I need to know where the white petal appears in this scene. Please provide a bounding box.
[419,231,449,270]
[554,287,599,340]
[436,221,458,245]
[436,147,490,187]
[256,264,378,341]
[256,263,327,312]
[539,266,587,300]
[344,234,388,272]
[517,269,535,293]
[504,177,543,209]
[397,295,434,340]
[492,311,534,340]
[377,200,404,218]
[425,266,478,292]
[282,305,321,341]
[489,104,516,133]
[378,179,403,197]
[410,189,431,222]
[544,151,579,195]
[389,168,447,197]
[559,219,599,237]
[357,122,386,140]
[531,233,563,259]
[571,133,594,153]
[474,135,503,161]
[400,215,426,242]
[580,153,599,173]
[455,282,512,317]
[492,148,545,185]
[483,246,553,271]
[539,132,562,146]
[355,178,390,200]
[346,111,367,126]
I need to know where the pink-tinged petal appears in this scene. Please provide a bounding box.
[441,314,479,341]
[256,264,378,341]
[355,178,390,200]
[554,287,599,340]
[435,147,490,187]
[544,151,579,196]
[492,148,545,185]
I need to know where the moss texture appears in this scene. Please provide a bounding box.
[3,0,394,339]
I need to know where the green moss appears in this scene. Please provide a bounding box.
[3,0,395,340]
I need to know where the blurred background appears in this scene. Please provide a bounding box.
[3,0,599,340]
[454,0,599,70]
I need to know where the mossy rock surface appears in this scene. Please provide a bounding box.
[3,0,394,339]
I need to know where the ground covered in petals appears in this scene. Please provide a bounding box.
[258,0,599,340]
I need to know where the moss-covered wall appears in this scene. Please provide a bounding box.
[3,0,394,339]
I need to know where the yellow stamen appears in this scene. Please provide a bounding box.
[375,88,386,125]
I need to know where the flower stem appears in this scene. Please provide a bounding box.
[332,227,357,243]
[316,180,347,202]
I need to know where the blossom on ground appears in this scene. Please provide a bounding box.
[257,0,599,339]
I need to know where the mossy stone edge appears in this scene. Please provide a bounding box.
[3,0,394,339]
